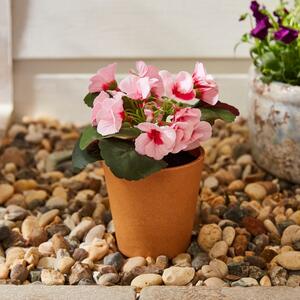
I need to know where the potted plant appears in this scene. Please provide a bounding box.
[72,61,239,258]
[239,1,300,183]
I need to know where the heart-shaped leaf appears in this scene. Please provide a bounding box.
[72,139,101,172]
[200,107,237,123]
[80,126,103,150]
[84,92,99,107]
[99,139,167,180]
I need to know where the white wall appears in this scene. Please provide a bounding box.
[2,0,280,126]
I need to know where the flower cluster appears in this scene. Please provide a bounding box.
[239,1,300,85]
[74,61,238,180]
[89,61,217,160]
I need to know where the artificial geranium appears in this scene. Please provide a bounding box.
[238,0,300,85]
[72,61,239,180]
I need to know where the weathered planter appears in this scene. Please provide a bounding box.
[248,70,300,183]
[103,148,204,258]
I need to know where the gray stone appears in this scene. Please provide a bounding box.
[0,286,135,300]
[140,287,300,300]
[103,252,124,272]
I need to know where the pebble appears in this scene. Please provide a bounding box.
[73,248,88,262]
[245,183,267,201]
[156,255,169,269]
[10,263,28,283]
[24,247,40,266]
[37,257,56,269]
[24,190,47,209]
[269,266,287,286]
[242,216,266,236]
[38,209,60,227]
[223,226,235,246]
[69,219,95,240]
[228,180,245,192]
[131,274,162,289]
[0,224,11,241]
[41,269,65,285]
[209,241,228,259]
[103,252,124,272]
[281,225,300,245]
[198,224,222,252]
[86,239,109,261]
[14,179,38,192]
[289,211,300,226]
[21,216,47,246]
[264,219,280,236]
[0,184,14,205]
[231,277,259,287]
[191,253,210,270]
[233,234,248,256]
[236,154,253,165]
[84,224,105,243]
[260,275,272,286]
[274,251,300,270]
[203,277,227,288]
[201,259,228,278]
[162,266,195,286]
[6,247,25,267]
[0,264,9,279]
[203,176,219,190]
[6,205,28,221]
[69,262,92,285]
[123,257,147,273]
[55,256,75,274]
[93,272,119,286]
[286,275,300,287]
[46,197,68,210]
[172,253,191,267]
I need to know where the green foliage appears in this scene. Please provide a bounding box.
[99,139,167,180]
[200,108,237,124]
[72,140,101,172]
[239,0,300,86]
[84,92,99,107]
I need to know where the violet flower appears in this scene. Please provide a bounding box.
[251,17,272,40]
[274,26,299,44]
[250,1,265,22]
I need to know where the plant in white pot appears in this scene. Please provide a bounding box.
[72,61,239,258]
[239,1,300,183]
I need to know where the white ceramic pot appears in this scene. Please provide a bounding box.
[248,69,300,183]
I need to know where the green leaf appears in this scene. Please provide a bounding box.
[105,127,141,140]
[200,108,237,124]
[79,125,103,150]
[261,52,280,71]
[84,92,99,107]
[72,140,101,172]
[99,139,167,180]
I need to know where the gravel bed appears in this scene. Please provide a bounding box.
[0,117,300,289]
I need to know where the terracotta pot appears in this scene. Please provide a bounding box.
[248,68,300,183]
[103,148,204,258]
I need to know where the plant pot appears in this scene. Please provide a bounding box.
[248,68,300,183]
[103,148,204,258]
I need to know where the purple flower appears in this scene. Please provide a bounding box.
[250,1,265,22]
[251,17,272,40]
[274,26,299,44]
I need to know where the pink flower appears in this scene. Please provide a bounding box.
[144,109,154,122]
[135,61,164,97]
[119,75,158,100]
[159,70,196,101]
[135,123,176,160]
[171,108,212,153]
[91,91,124,136]
[192,62,219,105]
[89,63,117,93]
